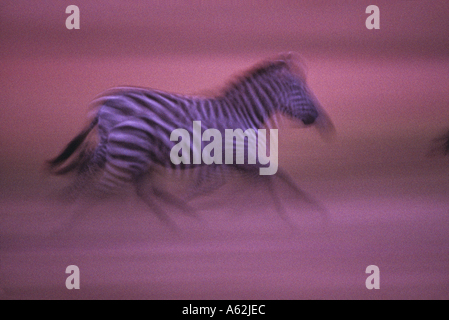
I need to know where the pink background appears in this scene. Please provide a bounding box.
[1,1,448,299]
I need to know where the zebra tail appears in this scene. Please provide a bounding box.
[47,116,99,175]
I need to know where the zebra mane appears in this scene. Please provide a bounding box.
[219,52,308,97]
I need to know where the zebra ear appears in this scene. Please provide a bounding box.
[276,52,308,81]
[282,52,294,61]
[269,53,294,71]
[277,51,300,64]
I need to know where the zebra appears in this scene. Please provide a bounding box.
[47,52,335,231]
[430,129,449,157]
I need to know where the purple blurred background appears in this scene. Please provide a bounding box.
[1,1,448,299]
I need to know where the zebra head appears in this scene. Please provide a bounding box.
[282,76,319,125]
[277,53,335,138]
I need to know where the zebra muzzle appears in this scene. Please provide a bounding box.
[301,114,316,125]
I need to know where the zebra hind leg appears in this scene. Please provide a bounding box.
[50,196,96,236]
[135,169,199,218]
[185,165,228,201]
[49,173,99,236]
[49,147,108,236]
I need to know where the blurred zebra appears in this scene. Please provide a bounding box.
[430,129,449,156]
[47,53,334,230]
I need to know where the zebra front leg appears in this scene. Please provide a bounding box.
[185,165,228,201]
[134,179,181,234]
[263,175,299,231]
[235,166,297,229]
[274,169,328,221]
[151,185,199,219]
[134,169,198,218]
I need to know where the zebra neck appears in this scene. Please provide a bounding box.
[219,84,280,130]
